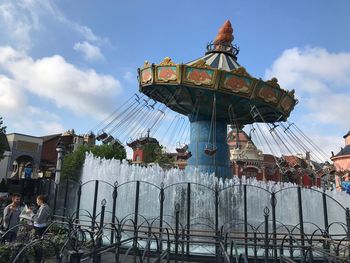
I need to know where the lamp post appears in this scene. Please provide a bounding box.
[55,140,65,185]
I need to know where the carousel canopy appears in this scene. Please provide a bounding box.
[138,20,298,124]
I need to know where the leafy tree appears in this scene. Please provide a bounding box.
[0,117,7,160]
[142,143,161,163]
[90,144,126,160]
[143,144,175,168]
[61,144,126,181]
[61,145,89,181]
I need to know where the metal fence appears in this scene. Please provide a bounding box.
[1,178,350,262]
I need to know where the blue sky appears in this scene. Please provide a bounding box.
[0,0,349,158]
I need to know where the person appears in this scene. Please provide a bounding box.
[2,193,22,242]
[32,195,50,237]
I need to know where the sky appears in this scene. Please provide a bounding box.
[0,0,349,159]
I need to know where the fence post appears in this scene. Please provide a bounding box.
[111,181,118,244]
[186,183,191,257]
[297,187,305,257]
[53,182,58,217]
[133,181,140,263]
[346,207,350,258]
[92,180,99,230]
[75,182,82,222]
[62,179,69,221]
[159,182,164,251]
[92,199,106,263]
[346,208,350,240]
[175,203,180,263]
[264,207,270,263]
[244,185,248,257]
[214,184,220,260]
[271,192,277,262]
[322,192,329,232]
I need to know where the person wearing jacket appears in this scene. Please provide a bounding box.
[2,193,22,242]
[32,195,50,237]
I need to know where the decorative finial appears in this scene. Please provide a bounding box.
[214,20,234,46]
[206,20,239,59]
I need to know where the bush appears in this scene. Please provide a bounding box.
[0,179,8,192]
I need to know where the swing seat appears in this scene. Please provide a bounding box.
[96,131,108,141]
[204,145,217,156]
[102,135,114,144]
[176,144,188,153]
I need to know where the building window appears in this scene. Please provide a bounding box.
[244,167,258,178]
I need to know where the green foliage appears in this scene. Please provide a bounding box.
[90,144,126,160]
[143,143,161,163]
[61,145,89,181]
[154,146,175,168]
[0,179,8,192]
[0,117,6,135]
[143,144,175,168]
[0,117,7,161]
[61,144,126,181]
[0,245,12,263]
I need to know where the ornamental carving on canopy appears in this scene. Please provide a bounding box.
[266,77,280,89]
[223,73,251,94]
[141,67,153,84]
[280,96,294,112]
[159,57,177,66]
[231,67,251,78]
[257,85,280,104]
[143,61,151,68]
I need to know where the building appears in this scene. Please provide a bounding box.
[0,133,43,180]
[331,131,350,192]
[227,127,321,187]
[127,132,160,164]
[0,130,96,181]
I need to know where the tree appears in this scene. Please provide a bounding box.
[143,144,175,168]
[61,145,89,181]
[0,117,7,160]
[61,144,126,181]
[90,144,126,160]
[142,143,161,163]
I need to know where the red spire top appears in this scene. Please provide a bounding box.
[206,20,239,59]
[213,20,234,46]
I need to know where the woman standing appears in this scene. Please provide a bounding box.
[32,195,50,237]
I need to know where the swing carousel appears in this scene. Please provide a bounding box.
[137,20,297,177]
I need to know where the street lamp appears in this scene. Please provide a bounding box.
[55,139,65,185]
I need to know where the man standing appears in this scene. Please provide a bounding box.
[2,193,22,242]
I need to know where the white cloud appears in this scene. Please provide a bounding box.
[0,46,122,135]
[123,71,136,83]
[264,47,350,161]
[0,75,26,113]
[0,0,108,51]
[0,74,65,135]
[74,41,104,61]
[0,2,36,50]
[265,47,350,128]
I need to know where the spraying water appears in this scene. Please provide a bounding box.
[80,153,350,236]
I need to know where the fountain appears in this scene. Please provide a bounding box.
[76,21,350,259]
